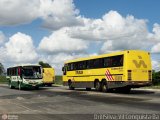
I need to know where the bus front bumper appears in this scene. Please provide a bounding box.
[21,83,43,88]
[126,81,152,88]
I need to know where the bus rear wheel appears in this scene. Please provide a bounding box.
[68,81,74,90]
[101,81,108,92]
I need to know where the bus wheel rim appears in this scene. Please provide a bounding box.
[19,84,21,90]
[96,82,100,90]
[9,82,11,88]
[102,84,107,92]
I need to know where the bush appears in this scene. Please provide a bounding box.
[55,76,63,85]
[152,71,160,85]
[0,76,8,84]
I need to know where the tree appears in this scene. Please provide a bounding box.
[38,61,52,68]
[152,70,160,85]
[0,63,5,75]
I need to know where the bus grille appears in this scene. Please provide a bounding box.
[128,70,132,81]
[148,70,152,81]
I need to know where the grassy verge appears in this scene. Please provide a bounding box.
[55,76,63,85]
[143,84,160,89]
[0,76,8,84]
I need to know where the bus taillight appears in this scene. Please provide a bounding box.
[128,70,132,81]
[148,70,152,81]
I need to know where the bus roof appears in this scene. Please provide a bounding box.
[7,64,41,69]
[65,50,149,64]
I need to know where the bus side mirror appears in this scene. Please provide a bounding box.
[62,67,64,71]
[43,69,44,73]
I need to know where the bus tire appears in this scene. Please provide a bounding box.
[35,86,39,90]
[86,88,91,91]
[18,83,22,90]
[68,81,74,90]
[122,87,131,93]
[47,84,52,87]
[95,80,101,91]
[9,82,14,89]
[101,80,108,92]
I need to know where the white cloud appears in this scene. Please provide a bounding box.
[151,43,160,53]
[152,60,160,71]
[148,23,160,42]
[38,27,89,53]
[100,40,118,53]
[70,11,149,41]
[0,0,40,26]
[5,32,38,63]
[0,31,6,45]
[68,10,152,53]
[150,23,160,53]
[40,0,83,30]
[0,0,83,30]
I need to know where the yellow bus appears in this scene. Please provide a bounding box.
[43,68,55,86]
[62,50,152,92]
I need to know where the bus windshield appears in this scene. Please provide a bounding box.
[22,66,42,79]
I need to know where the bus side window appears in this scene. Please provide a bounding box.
[67,63,71,71]
[104,58,109,67]
[119,55,123,66]
[112,55,123,67]
[83,61,87,69]
[63,64,68,75]
[86,60,89,69]
[89,60,94,69]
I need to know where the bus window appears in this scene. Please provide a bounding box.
[104,58,110,67]
[68,63,71,71]
[86,60,89,69]
[71,63,74,71]
[82,61,87,69]
[103,55,123,67]
[112,55,123,67]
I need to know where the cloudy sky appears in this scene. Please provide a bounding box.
[0,0,160,74]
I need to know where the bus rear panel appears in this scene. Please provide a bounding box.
[125,50,152,88]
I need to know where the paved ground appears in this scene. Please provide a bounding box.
[0,84,160,120]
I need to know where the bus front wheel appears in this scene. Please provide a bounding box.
[9,82,14,89]
[18,83,23,90]
[95,81,101,91]
[101,81,108,92]
[68,81,74,90]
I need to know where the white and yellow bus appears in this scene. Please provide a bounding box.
[7,64,43,90]
[62,50,152,92]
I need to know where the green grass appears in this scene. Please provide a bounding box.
[55,76,63,85]
[0,76,8,84]
[143,84,160,89]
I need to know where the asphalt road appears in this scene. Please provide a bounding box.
[0,84,160,120]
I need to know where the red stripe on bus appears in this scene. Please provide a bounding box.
[107,69,114,80]
[105,71,110,80]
